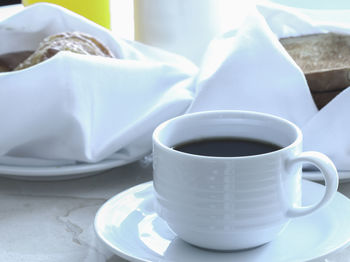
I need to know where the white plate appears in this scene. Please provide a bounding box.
[0,157,138,181]
[95,180,350,262]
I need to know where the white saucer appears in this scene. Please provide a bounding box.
[95,180,350,262]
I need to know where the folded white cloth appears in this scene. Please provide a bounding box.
[257,1,350,170]
[189,1,350,171]
[2,2,350,172]
[0,3,197,165]
[187,7,318,127]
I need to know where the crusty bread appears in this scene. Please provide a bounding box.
[15,32,114,71]
[280,33,350,109]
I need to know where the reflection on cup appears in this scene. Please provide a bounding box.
[22,0,111,29]
[152,110,339,250]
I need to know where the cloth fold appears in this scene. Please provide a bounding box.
[189,1,350,171]
[187,7,318,128]
[0,3,197,165]
[2,2,350,171]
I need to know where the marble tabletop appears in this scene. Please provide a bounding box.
[0,160,152,262]
[0,160,349,262]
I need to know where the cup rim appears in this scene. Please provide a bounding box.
[152,110,303,160]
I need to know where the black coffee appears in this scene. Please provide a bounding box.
[173,137,282,157]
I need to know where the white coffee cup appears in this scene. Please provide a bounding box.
[152,110,339,250]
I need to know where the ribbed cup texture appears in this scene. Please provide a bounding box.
[153,148,296,234]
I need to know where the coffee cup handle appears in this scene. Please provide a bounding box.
[286,151,339,218]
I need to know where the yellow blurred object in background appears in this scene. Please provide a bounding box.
[22,0,111,29]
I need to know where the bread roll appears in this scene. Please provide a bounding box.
[15,32,114,70]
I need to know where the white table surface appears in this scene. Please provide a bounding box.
[1,3,350,262]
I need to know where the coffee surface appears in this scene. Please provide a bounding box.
[173,137,282,157]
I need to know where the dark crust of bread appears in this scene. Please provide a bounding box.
[311,90,341,110]
[0,51,33,72]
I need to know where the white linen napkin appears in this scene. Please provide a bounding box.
[2,2,350,172]
[0,3,197,165]
[257,2,350,170]
[187,7,318,128]
[189,1,350,171]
